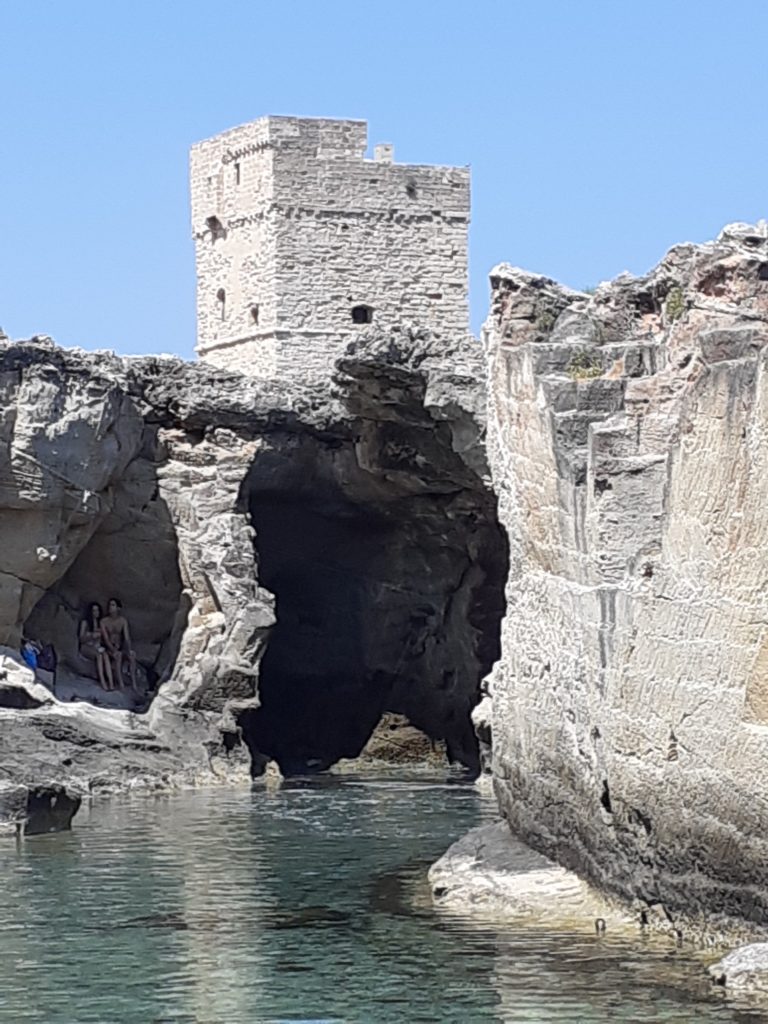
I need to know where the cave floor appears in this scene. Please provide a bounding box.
[51,667,145,712]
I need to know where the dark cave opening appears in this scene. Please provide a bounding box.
[239,459,508,777]
[243,496,395,773]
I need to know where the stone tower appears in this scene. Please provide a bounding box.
[190,116,470,377]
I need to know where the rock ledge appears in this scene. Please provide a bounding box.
[429,821,633,932]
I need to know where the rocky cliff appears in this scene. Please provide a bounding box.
[12,214,768,944]
[0,330,506,808]
[484,221,768,940]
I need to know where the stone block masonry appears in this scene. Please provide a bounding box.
[190,116,470,377]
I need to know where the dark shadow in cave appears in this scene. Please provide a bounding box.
[239,453,508,777]
[23,452,186,712]
[243,495,395,774]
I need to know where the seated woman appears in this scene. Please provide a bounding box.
[78,602,114,691]
[101,598,138,690]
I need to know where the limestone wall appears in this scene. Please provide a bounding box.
[486,222,768,938]
[190,116,470,377]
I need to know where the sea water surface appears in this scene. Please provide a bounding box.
[0,771,764,1024]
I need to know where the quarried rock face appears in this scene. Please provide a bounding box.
[485,222,768,939]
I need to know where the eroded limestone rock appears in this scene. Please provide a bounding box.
[0,328,506,795]
[24,785,81,835]
[709,943,768,993]
[0,344,274,799]
[429,821,632,931]
[0,654,53,709]
[484,221,768,940]
[0,340,143,647]
[237,327,507,774]
[0,783,28,835]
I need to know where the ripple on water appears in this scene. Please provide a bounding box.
[0,772,763,1024]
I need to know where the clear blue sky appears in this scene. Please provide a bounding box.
[2,1,766,359]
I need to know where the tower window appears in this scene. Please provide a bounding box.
[250,304,260,325]
[405,180,418,200]
[351,305,374,325]
[234,163,241,186]
[206,216,225,240]
[216,288,226,321]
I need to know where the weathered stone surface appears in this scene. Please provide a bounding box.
[429,822,632,930]
[0,327,505,794]
[191,116,470,379]
[0,343,273,797]
[483,221,768,940]
[0,654,53,709]
[709,944,768,992]
[0,339,143,647]
[0,650,248,797]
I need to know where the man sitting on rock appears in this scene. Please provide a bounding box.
[101,598,138,690]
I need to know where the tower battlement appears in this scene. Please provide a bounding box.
[190,116,470,377]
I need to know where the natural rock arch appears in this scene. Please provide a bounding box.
[236,334,509,776]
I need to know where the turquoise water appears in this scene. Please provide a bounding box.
[0,773,763,1024]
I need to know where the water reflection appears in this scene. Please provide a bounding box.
[0,773,762,1023]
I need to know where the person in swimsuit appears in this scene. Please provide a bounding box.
[78,602,114,690]
[101,598,138,690]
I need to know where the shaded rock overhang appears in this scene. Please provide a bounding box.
[237,330,508,774]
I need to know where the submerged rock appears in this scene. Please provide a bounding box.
[268,906,354,930]
[0,783,27,835]
[429,821,631,931]
[709,944,768,993]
